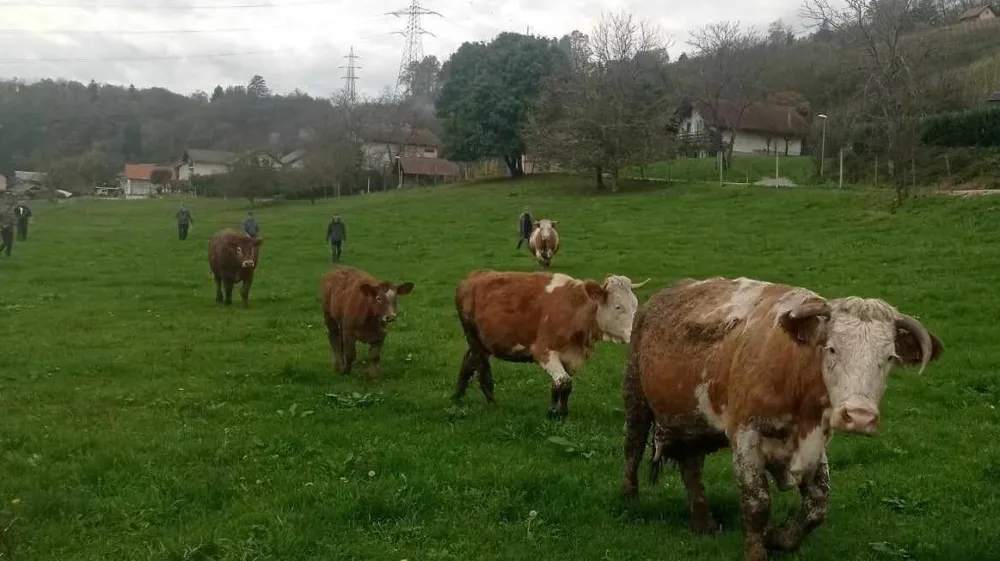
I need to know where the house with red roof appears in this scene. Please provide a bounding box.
[120,164,174,198]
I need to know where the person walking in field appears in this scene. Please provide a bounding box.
[326,215,346,262]
[0,203,15,257]
[176,203,193,241]
[516,209,533,250]
[242,212,260,238]
[14,203,31,241]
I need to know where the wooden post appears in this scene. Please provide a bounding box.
[838,148,844,190]
[367,176,371,194]
[874,155,879,188]
[718,152,723,185]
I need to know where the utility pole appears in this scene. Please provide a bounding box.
[387,0,441,98]
[339,46,361,104]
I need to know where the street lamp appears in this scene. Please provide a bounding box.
[817,114,828,179]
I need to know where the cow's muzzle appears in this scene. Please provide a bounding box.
[382,314,397,324]
[242,260,255,268]
[831,405,880,435]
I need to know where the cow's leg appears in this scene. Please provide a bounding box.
[765,454,830,552]
[324,314,343,372]
[240,278,253,308]
[476,353,495,403]
[680,454,718,534]
[622,360,653,499]
[214,274,223,304]
[536,350,572,419]
[367,341,383,380]
[341,334,356,375]
[732,427,770,561]
[223,277,234,306]
[453,348,478,401]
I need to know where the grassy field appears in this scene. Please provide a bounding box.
[1,175,998,561]
[631,155,817,187]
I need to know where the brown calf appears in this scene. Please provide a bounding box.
[454,270,647,418]
[320,266,414,379]
[622,277,942,561]
[208,228,263,307]
[528,219,559,268]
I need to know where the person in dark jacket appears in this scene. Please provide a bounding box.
[0,203,15,257]
[516,209,533,249]
[326,215,346,262]
[176,203,194,240]
[242,212,259,238]
[14,203,31,241]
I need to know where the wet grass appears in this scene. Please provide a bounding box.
[0,175,997,560]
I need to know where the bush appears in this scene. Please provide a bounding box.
[922,106,1000,148]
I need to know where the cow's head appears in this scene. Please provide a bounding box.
[230,236,263,269]
[781,297,943,436]
[585,275,650,344]
[359,281,415,325]
[534,219,558,230]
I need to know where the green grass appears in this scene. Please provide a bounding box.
[631,155,817,186]
[1,175,998,560]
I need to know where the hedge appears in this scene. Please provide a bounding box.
[922,105,1000,148]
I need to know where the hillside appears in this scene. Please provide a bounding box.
[0,176,997,560]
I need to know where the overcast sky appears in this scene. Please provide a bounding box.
[0,0,809,99]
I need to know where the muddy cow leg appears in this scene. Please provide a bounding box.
[765,454,830,552]
[622,360,653,499]
[240,278,253,308]
[341,334,356,375]
[453,348,478,401]
[367,340,383,380]
[324,314,343,373]
[214,273,224,303]
[732,427,771,561]
[537,351,572,419]
[223,278,235,306]
[476,353,495,404]
[680,454,718,534]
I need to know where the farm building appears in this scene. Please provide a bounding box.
[120,164,173,198]
[394,156,460,186]
[959,5,996,22]
[677,99,811,157]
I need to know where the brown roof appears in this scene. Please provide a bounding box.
[959,5,995,20]
[693,99,810,137]
[124,164,173,181]
[360,125,441,148]
[396,157,459,177]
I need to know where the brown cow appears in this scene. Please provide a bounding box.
[622,277,943,561]
[320,266,414,379]
[528,219,559,268]
[454,270,648,418]
[208,228,263,307]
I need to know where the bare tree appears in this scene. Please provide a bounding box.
[802,0,934,202]
[685,21,768,169]
[527,12,676,190]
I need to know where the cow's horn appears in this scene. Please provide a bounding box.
[631,278,651,288]
[896,314,933,374]
[788,301,831,320]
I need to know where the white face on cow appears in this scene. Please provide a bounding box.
[592,275,644,344]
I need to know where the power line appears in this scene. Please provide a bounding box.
[0,26,304,35]
[0,47,301,64]
[339,45,361,104]
[386,0,441,97]
[0,0,335,9]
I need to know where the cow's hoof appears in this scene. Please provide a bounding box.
[546,407,568,420]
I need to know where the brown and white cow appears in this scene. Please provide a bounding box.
[622,277,943,561]
[208,228,263,307]
[454,270,648,418]
[320,266,414,379]
[528,219,560,268]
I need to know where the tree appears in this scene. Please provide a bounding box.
[527,14,676,190]
[685,21,768,169]
[87,79,99,102]
[122,121,143,163]
[437,33,562,177]
[211,85,224,102]
[403,56,441,102]
[802,0,936,202]
[228,153,278,206]
[128,84,138,97]
[150,168,172,193]
[767,19,796,45]
[248,75,270,98]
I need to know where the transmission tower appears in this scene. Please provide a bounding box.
[386,0,441,97]
[339,46,361,104]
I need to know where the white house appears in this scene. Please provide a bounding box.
[677,99,810,156]
[280,148,307,170]
[120,164,173,198]
[174,149,238,180]
[959,5,996,22]
[0,174,6,192]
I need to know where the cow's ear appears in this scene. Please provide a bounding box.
[584,280,608,303]
[253,237,264,247]
[551,220,559,227]
[895,327,944,367]
[396,282,414,296]
[778,303,830,345]
[359,283,377,298]
[533,220,540,228]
